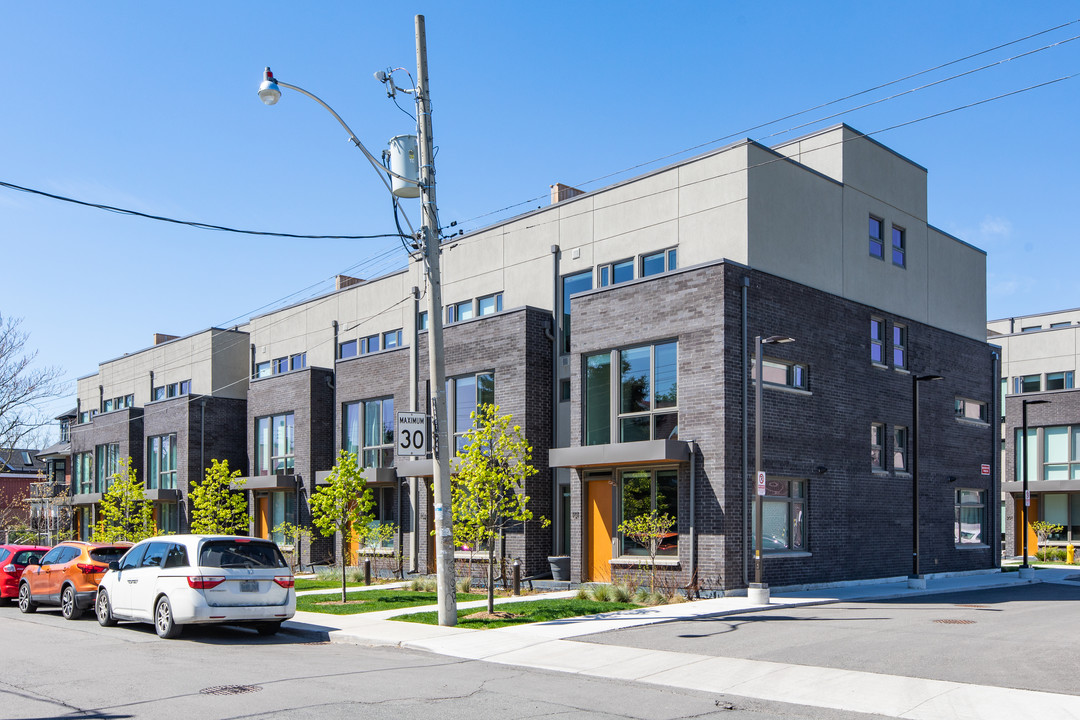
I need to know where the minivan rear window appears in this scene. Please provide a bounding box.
[90,547,129,564]
[199,540,287,569]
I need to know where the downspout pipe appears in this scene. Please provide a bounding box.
[741,276,750,588]
[551,245,561,559]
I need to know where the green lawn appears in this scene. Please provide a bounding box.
[294,579,368,592]
[392,599,640,629]
[296,589,484,615]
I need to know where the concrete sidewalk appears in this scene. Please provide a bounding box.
[284,568,1080,719]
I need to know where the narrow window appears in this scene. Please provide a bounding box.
[418,311,429,331]
[870,318,884,364]
[869,216,884,259]
[871,423,884,470]
[893,426,908,472]
[561,270,593,354]
[891,226,905,267]
[893,324,907,369]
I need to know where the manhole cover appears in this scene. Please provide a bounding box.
[933,619,976,625]
[954,604,988,608]
[200,685,263,696]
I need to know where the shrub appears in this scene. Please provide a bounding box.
[410,576,437,592]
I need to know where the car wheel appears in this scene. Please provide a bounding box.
[154,596,182,639]
[17,583,36,614]
[61,585,83,620]
[255,621,282,636]
[96,590,118,627]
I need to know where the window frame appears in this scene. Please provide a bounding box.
[477,293,503,317]
[255,412,295,476]
[448,372,495,454]
[893,426,908,473]
[598,258,634,287]
[954,397,989,423]
[1045,371,1074,391]
[584,341,678,446]
[870,318,885,365]
[361,397,395,468]
[891,225,906,268]
[561,270,593,354]
[147,433,178,490]
[869,216,884,259]
[954,489,986,546]
[360,334,380,355]
[871,423,885,471]
[617,467,678,558]
[382,329,403,349]
[754,357,808,391]
[339,339,358,359]
[892,324,907,370]
[753,477,807,552]
[640,247,678,278]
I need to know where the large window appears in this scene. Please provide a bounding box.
[584,342,677,445]
[256,413,294,475]
[266,492,297,545]
[95,443,120,492]
[369,486,396,549]
[753,478,806,551]
[148,434,177,490]
[346,397,395,468]
[869,216,884,259]
[450,372,495,453]
[620,469,678,557]
[74,452,93,494]
[562,270,593,354]
[954,489,985,545]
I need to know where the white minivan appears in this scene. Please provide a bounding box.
[96,535,296,638]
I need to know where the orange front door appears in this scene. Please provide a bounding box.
[255,496,269,539]
[586,480,613,582]
[1015,496,1039,558]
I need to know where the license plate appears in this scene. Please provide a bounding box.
[240,580,258,593]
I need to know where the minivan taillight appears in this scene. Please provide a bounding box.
[77,563,106,574]
[187,576,226,589]
[273,576,295,588]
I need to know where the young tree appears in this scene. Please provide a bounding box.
[309,450,373,603]
[271,521,312,573]
[92,457,156,543]
[618,510,677,593]
[452,404,538,614]
[0,314,64,451]
[190,459,249,535]
[1031,520,1064,558]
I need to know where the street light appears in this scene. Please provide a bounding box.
[1021,398,1049,572]
[751,334,795,605]
[256,16,458,626]
[910,373,943,588]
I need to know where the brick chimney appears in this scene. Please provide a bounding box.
[336,274,363,290]
[550,183,585,205]
[153,333,180,345]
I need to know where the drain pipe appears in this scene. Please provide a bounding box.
[741,276,750,588]
[550,245,561,560]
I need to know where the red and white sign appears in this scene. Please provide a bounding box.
[1025,489,1031,506]
[757,472,766,496]
[980,464,991,476]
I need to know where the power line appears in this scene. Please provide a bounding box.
[0,180,409,241]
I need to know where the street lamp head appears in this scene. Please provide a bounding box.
[258,67,282,106]
[914,374,943,382]
[1023,398,1051,407]
[762,335,795,345]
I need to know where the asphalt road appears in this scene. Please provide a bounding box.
[0,601,894,720]
[582,582,1080,696]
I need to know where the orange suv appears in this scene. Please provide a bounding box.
[18,541,131,620]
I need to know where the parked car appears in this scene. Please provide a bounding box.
[0,544,50,602]
[18,541,132,619]
[95,535,295,639]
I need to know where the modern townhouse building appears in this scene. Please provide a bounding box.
[62,123,997,592]
[989,309,1080,558]
[70,328,249,539]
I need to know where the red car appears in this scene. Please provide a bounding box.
[0,544,50,601]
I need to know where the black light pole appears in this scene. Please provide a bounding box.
[1021,398,1049,569]
[751,334,795,603]
[911,374,943,584]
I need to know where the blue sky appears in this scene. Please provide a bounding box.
[3,2,1079,429]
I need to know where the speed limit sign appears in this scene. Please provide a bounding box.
[396,412,428,457]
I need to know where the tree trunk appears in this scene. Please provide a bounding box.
[340,531,347,604]
[487,542,495,614]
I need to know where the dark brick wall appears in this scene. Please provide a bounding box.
[566,261,996,592]
[70,408,144,482]
[246,367,335,565]
[1002,387,1080,556]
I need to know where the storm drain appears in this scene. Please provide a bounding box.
[200,685,263,696]
[933,619,976,625]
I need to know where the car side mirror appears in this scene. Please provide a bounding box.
[109,561,120,571]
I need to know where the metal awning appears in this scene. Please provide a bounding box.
[235,474,298,490]
[314,467,398,485]
[549,439,690,469]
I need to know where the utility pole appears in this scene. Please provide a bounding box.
[414,14,456,626]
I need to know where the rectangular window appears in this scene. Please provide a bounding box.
[158,504,179,534]
[754,358,808,390]
[641,248,677,278]
[449,372,495,454]
[1016,375,1041,394]
[599,258,633,287]
[586,342,677,445]
[362,397,395,468]
[1021,326,1041,332]
[893,324,907,369]
[368,486,396,549]
[103,399,114,413]
[267,492,297,546]
[954,398,988,423]
[167,383,179,398]
[871,318,884,364]
[148,434,177,490]
[477,293,503,316]
[1046,371,1074,391]
[893,427,908,472]
[562,270,593,354]
[343,402,360,456]
[869,216,884,259]
[254,361,271,379]
[955,489,986,545]
[559,379,571,402]
[752,478,806,551]
[447,300,474,324]
[619,468,678,557]
[360,334,379,355]
[1014,427,1038,483]
[892,226,905,267]
[418,311,429,331]
[180,380,191,395]
[256,413,294,475]
[95,443,120,493]
[871,423,884,470]
[272,357,288,375]
[339,340,358,359]
[1050,322,1072,328]
[382,329,403,349]
[74,452,93,494]
[289,353,306,371]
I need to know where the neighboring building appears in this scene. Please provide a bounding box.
[32,408,76,540]
[989,310,1080,557]
[61,123,997,591]
[0,448,46,540]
